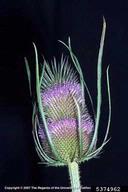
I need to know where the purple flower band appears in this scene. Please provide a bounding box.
[41,82,83,106]
[39,117,93,140]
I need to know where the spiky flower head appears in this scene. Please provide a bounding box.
[25,18,111,168]
[38,56,94,163]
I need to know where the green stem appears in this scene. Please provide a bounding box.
[68,162,81,192]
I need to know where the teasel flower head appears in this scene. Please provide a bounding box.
[25,18,111,191]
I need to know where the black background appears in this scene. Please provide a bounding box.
[0,0,128,190]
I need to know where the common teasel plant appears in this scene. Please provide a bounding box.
[25,18,111,192]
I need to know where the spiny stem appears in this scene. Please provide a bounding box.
[68,162,81,192]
